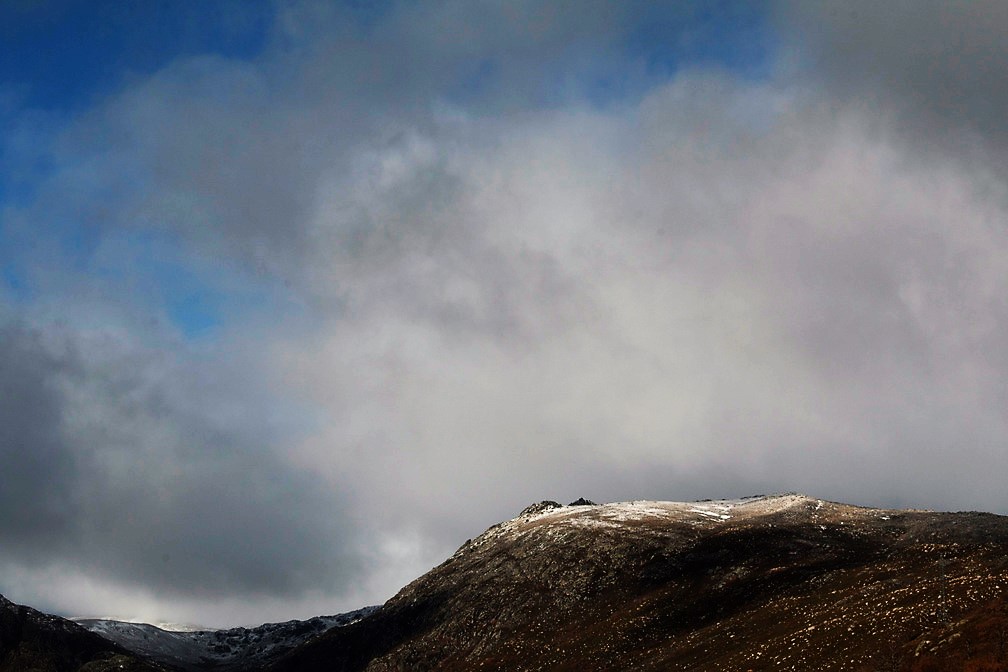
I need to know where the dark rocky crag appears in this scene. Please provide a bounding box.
[268,494,1008,672]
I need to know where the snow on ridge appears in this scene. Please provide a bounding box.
[154,621,212,633]
[458,494,827,553]
[73,617,212,633]
[689,508,731,520]
[544,493,813,524]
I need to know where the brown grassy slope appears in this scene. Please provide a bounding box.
[269,495,1008,671]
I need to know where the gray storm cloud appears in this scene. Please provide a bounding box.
[2,0,1008,626]
[0,321,360,623]
[779,0,1008,153]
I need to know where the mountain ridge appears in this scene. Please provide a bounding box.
[268,493,1008,671]
[74,607,378,671]
[8,493,1008,671]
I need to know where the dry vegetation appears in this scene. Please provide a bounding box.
[11,495,1006,671]
[270,494,1008,672]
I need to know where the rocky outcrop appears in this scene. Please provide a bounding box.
[519,500,562,516]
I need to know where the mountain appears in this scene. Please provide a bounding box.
[75,607,377,671]
[10,494,1008,671]
[0,593,163,672]
[267,494,1008,671]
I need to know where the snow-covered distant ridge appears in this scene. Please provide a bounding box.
[72,617,211,632]
[75,605,378,670]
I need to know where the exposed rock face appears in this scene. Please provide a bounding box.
[0,594,161,672]
[519,501,562,516]
[269,494,1008,671]
[567,497,597,506]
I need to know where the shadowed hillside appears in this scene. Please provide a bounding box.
[0,594,162,672]
[268,494,1008,671]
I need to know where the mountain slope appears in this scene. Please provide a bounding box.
[75,607,377,671]
[268,494,1008,671]
[0,593,162,672]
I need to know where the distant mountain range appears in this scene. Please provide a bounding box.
[72,607,376,671]
[5,494,1008,671]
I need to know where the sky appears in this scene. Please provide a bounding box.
[2,0,1008,628]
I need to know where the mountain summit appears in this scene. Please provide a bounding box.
[269,494,1008,671]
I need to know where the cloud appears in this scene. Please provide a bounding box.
[0,320,361,624]
[0,324,78,551]
[283,78,1008,537]
[778,0,1008,155]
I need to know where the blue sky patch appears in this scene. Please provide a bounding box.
[166,288,221,339]
[625,1,775,80]
[0,0,273,112]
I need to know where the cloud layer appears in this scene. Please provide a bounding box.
[2,1,1008,626]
